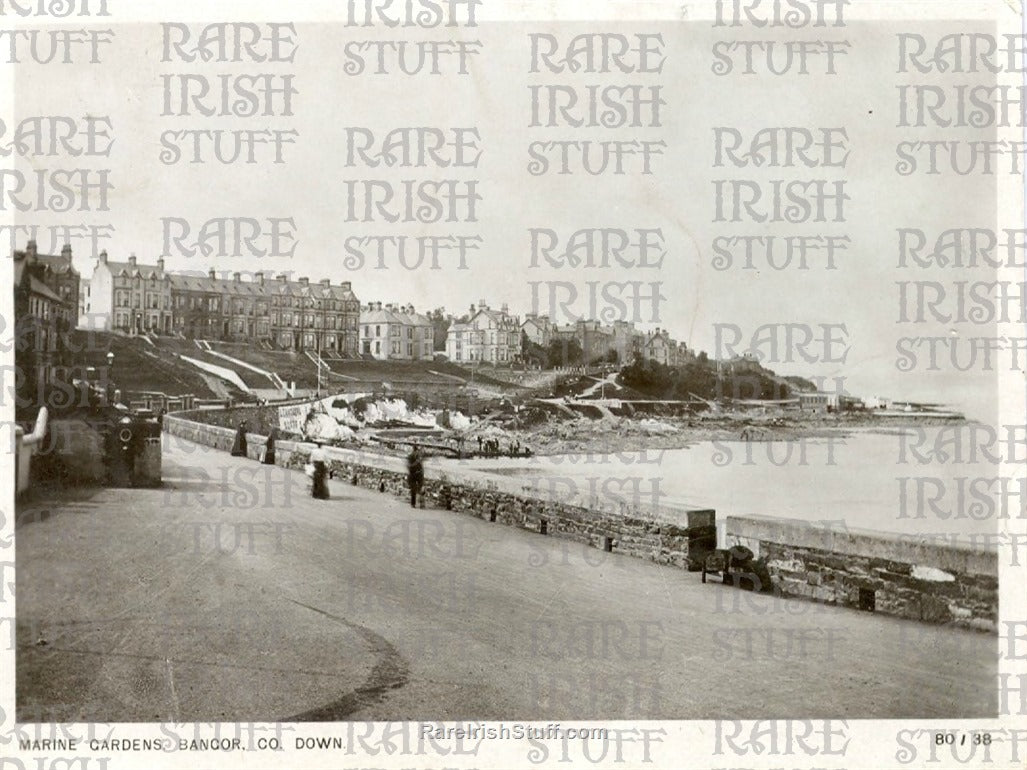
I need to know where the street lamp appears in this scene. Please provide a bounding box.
[105,351,115,405]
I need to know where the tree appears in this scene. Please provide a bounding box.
[428,307,451,352]
[546,336,583,368]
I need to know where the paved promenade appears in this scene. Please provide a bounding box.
[16,435,997,721]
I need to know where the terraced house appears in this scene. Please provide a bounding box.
[359,302,434,360]
[88,254,360,356]
[89,252,173,335]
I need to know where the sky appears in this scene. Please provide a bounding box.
[8,16,1014,421]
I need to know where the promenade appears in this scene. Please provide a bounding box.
[16,435,997,722]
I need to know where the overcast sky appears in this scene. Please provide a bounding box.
[11,18,1006,420]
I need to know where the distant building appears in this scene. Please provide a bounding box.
[609,320,644,363]
[392,304,434,360]
[643,328,673,366]
[89,252,173,335]
[446,300,520,364]
[13,241,77,404]
[360,302,402,359]
[27,240,80,316]
[798,391,840,413]
[521,313,553,348]
[359,302,434,360]
[78,277,94,328]
[88,254,359,354]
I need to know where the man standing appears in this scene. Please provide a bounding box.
[407,445,424,508]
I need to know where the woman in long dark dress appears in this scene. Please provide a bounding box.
[310,442,330,499]
[263,428,277,465]
[231,421,248,457]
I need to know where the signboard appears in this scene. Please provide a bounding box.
[278,403,309,436]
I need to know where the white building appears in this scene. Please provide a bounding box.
[88,251,173,334]
[446,300,520,364]
[359,302,434,360]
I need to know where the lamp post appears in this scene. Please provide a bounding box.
[105,351,115,405]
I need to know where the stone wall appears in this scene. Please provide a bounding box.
[165,415,717,571]
[177,404,283,436]
[726,515,998,632]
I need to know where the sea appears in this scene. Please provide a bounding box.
[439,427,1016,550]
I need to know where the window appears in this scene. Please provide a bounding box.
[375,325,381,337]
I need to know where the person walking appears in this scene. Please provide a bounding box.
[231,421,248,457]
[263,427,277,465]
[310,441,330,499]
[407,444,424,508]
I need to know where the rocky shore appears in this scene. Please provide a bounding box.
[507,412,965,456]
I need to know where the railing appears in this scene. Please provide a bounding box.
[15,407,49,496]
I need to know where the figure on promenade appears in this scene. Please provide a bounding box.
[407,445,424,508]
[310,442,330,499]
[231,421,248,457]
[263,428,277,465]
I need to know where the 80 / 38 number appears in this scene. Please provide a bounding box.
[935,732,992,746]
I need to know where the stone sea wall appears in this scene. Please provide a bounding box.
[164,415,717,570]
[726,515,998,632]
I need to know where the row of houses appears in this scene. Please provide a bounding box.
[443,301,694,367]
[82,253,363,355]
[75,251,447,361]
[522,313,694,367]
[45,244,694,368]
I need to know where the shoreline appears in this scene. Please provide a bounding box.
[494,413,966,457]
[306,413,967,459]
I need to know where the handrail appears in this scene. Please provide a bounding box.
[22,406,48,447]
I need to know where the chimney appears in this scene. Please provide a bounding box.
[99,250,108,264]
[479,298,487,309]
[320,278,331,287]
[501,303,509,314]
[26,240,37,259]
[208,268,217,280]
[128,253,137,266]
[299,276,309,286]
[340,281,351,290]
[277,273,287,282]
[157,257,165,271]
[233,272,241,283]
[255,271,265,285]
[61,243,72,260]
